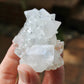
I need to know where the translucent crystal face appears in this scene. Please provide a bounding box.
[13,8,64,72]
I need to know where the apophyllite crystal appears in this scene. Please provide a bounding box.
[13,8,64,72]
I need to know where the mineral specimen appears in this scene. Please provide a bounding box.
[13,8,64,72]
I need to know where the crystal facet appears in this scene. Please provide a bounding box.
[13,8,64,72]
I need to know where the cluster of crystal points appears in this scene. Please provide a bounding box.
[13,8,64,72]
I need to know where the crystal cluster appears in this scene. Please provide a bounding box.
[13,8,64,72]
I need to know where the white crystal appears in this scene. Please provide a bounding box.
[20,45,54,72]
[13,8,64,72]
